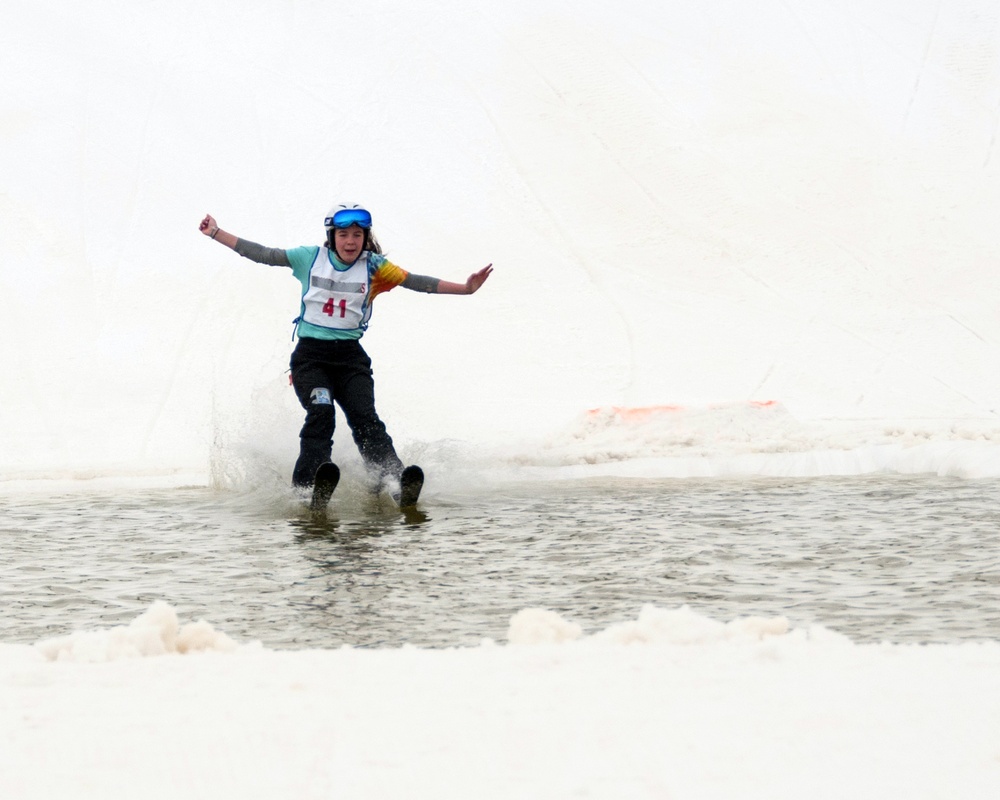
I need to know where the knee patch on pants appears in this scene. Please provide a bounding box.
[310,387,333,405]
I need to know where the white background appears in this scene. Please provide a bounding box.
[3,0,1000,481]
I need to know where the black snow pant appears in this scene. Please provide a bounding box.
[289,337,404,487]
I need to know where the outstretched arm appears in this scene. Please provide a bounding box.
[403,263,493,295]
[198,213,290,266]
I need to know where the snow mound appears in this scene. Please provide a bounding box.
[593,604,790,645]
[507,609,585,644]
[508,604,851,646]
[35,601,241,662]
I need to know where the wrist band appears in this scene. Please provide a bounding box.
[211,227,219,239]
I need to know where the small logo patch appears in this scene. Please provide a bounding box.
[310,388,332,405]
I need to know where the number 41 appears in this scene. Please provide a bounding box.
[323,297,347,318]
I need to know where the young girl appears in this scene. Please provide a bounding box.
[199,203,492,493]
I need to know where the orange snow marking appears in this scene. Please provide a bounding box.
[586,401,778,420]
[586,405,685,420]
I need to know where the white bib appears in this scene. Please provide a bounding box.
[301,248,370,331]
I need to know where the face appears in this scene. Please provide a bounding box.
[332,225,366,263]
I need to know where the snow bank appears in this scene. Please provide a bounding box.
[3,602,999,799]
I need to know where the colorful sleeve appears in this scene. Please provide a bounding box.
[369,254,409,300]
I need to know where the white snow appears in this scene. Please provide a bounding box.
[1,602,998,798]
[3,0,1000,796]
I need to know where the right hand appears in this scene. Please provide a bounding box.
[198,214,219,237]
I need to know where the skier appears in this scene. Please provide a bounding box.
[198,203,492,495]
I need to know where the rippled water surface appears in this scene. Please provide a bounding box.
[2,474,999,648]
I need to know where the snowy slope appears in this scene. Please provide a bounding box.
[2,0,999,481]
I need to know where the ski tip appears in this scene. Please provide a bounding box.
[396,464,424,509]
[309,462,340,512]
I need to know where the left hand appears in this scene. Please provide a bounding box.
[465,263,493,294]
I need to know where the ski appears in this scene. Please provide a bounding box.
[309,462,340,512]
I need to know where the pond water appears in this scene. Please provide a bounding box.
[2,474,998,648]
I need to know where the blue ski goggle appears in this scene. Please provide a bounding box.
[325,208,372,229]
